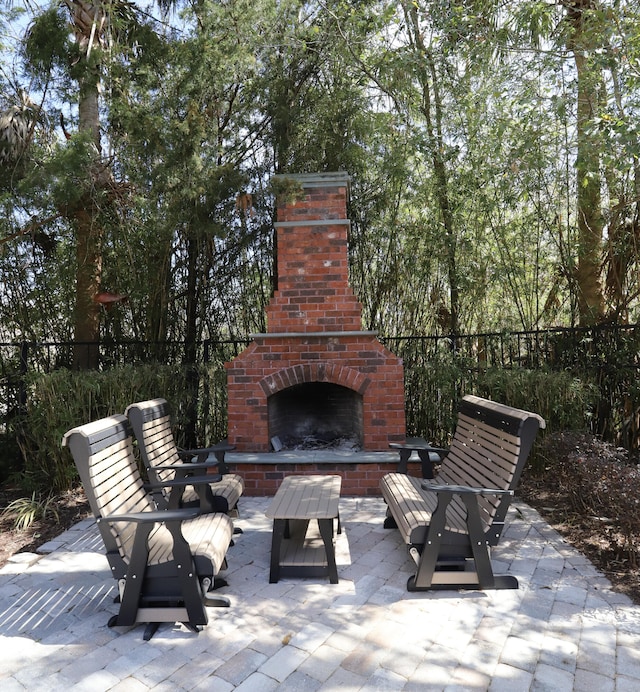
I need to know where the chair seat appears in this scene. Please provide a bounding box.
[380,472,468,545]
[178,473,244,515]
[146,511,233,572]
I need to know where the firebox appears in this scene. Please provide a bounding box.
[268,381,364,450]
[225,172,406,452]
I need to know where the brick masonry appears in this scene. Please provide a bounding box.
[238,461,424,497]
[225,173,407,494]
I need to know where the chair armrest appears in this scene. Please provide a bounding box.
[179,442,235,457]
[421,482,514,496]
[98,508,200,524]
[178,442,235,473]
[145,474,223,490]
[423,447,449,457]
[154,460,222,472]
[390,442,448,455]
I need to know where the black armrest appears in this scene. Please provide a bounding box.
[178,442,235,473]
[99,508,200,524]
[154,460,221,472]
[179,442,235,457]
[422,447,449,457]
[421,482,514,496]
[390,442,448,456]
[145,474,223,490]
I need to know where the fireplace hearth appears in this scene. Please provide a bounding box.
[225,172,406,453]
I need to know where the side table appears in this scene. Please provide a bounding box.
[265,475,342,584]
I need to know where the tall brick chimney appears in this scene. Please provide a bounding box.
[225,172,406,452]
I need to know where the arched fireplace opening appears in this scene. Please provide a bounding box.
[268,382,364,451]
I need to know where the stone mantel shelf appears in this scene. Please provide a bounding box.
[274,219,351,228]
[250,331,379,339]
[225,451,399,465]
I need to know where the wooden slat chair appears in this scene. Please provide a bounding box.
[380,395,545,591]
[62,414,234,640]
[125,399,244,519]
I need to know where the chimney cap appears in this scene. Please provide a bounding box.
[272,171,350,191]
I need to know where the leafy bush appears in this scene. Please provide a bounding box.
[2,491,60,530]
[404,353,596,448]
[539,431,640,566]
[16,363,227,492]
[475,367,597,433]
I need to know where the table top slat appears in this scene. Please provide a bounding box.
[265,475,341,520]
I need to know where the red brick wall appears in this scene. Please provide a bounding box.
[226,335,406,451]
[237,461,424,497]
[225,173,406,453]
[268,182,361,333]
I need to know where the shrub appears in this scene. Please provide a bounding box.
[403,353,596,453]
[475,367,596,433]
[16,362,228,492]
[2,491,60,530]
[539,431,640,566]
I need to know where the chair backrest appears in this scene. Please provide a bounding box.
[62,415,156,565]
[435,395,545,534]
[125,398,181,493]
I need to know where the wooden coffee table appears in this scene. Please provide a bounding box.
[265,475,342,584]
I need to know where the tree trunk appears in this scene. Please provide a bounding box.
[564,0,606,326]
[72,79,106,369]
[66,1,109,368]
[405,4,460,335]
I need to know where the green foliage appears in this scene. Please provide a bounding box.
[269,177,304,205]
[474,367,596,433]
[403,352,596,448]
[2,491,60,530]
[42,133,105,211]
[17,362,229,492]
[23,7,72,79]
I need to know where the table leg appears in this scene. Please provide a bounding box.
[270,519,286,583]
[318,518,338,584]
[397,448,411,474]
[418,450,435,479]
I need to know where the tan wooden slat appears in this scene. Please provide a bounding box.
[266,475,341,520]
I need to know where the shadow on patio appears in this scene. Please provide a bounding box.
[2,497,640,690]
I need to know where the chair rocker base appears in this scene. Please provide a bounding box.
[204,593,231,608]
[144,622,161,641]
[383,515,398,530]
[108,614,160,641]
[213,576,229,589]
[143,622,202,641]
[407,572,519,591]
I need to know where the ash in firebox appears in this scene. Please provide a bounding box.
[278,435,362,452]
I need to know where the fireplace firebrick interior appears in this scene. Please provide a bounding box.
[225,172,406,453]
[268,381,364,450]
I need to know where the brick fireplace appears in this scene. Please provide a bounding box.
[224,172,408,494]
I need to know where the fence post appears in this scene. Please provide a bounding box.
[18,341,28,413]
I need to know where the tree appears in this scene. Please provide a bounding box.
[561,0,606,325]
[16,2,133,367]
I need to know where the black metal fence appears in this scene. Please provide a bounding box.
[2,322,640,454]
